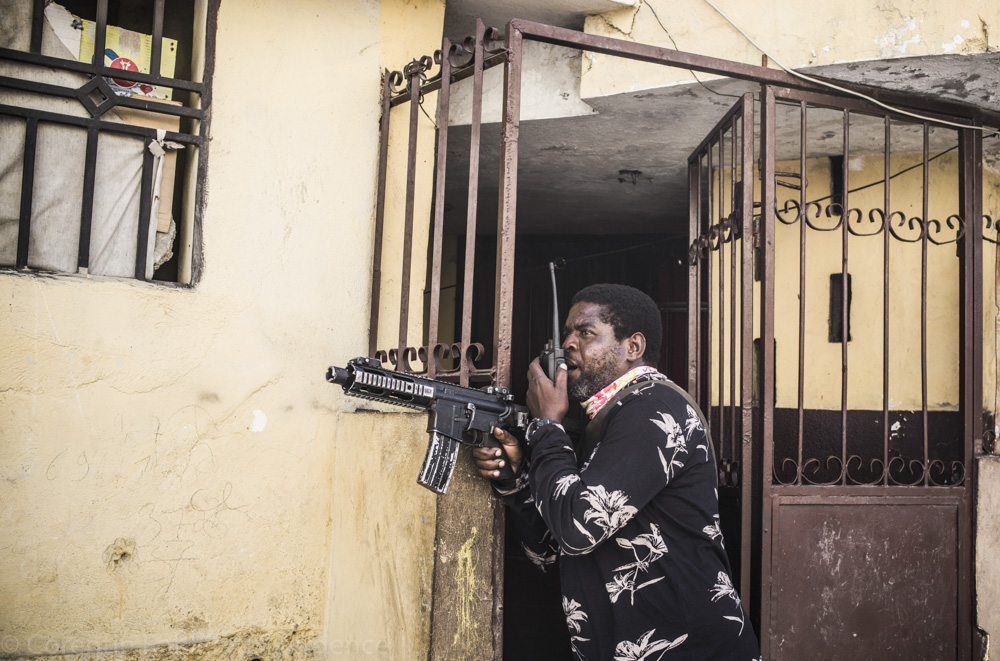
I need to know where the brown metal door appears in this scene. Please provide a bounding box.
[690,87,982,659]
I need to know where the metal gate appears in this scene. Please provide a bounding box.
[689,84,985,659]
[686,93,756,606]
[373,17,994,659]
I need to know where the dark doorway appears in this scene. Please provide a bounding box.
[456,233,692,660]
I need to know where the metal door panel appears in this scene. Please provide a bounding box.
[771,497,960,659]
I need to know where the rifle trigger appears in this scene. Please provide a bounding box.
[465,402,479,429]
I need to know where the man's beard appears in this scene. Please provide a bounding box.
[568,344,623,402]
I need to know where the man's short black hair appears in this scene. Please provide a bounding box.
[571,283,662,366]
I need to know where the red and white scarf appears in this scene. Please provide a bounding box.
[582,365,660,419]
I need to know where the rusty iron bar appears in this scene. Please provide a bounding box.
[883,116,891,486]
[135,138,154,280]
[738,92,755,608]
[730,115,738,468]
[29,0,44,53]
[493,24,522,389]
[369,72,394,357]
[0,49,206,95]
[921,122,930,485]
[461,20,488,387]
[94,0,108,71]
[759,83,777,648]
[840,109,850,485]
[957,122,983,661]
[699,156,708,411]
[796,101,807,486]
[706,138,714,437]
[718,132,726,465]
[78,125,99,270]
[491,22,524,661]
[770,86,976,127]
[182,0,219,286]
[396,58,430,370]
[16,118,38,269]
[687,160,700,396]
[426,43,453,380]
[958,126,983,458]
[150,0,165,78]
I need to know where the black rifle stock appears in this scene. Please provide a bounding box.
[327,356,529,494]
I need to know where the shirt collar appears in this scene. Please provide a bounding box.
[582,365,660,419]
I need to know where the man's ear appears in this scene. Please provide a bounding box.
[625,332,646,363]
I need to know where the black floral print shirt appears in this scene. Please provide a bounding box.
[498,373,761,661]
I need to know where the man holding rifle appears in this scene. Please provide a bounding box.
[474,283,760,661]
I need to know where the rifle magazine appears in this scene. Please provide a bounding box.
[417,431,461,494]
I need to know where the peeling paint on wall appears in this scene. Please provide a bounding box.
[942,34,965,52]
[250,410,267,433]
[875,16,920,57]
[452,526,480,647]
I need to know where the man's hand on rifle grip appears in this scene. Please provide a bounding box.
[473,427,523,479]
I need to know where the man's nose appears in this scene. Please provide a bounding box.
[562,333,577,351]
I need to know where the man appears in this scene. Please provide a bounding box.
[474,283,760,661]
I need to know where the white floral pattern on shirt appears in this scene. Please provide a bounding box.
[563,596,591,659]
[614,629,688,661]
[606,523,668,605]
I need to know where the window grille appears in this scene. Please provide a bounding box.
[0,0,218,283]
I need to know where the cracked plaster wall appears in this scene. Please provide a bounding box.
[0,0,442,658]
[581,0,999,98]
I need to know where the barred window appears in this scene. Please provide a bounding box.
[0,0,217,283]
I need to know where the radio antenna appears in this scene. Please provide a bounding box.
[549,261,560,348]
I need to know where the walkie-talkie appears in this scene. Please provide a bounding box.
[539,260,566,381]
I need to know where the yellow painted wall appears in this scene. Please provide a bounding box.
[0,0,443,658]
[582,0,1000,99]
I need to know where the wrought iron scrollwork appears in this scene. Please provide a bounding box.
[772,201,970,246]
[687,234,710,265]
[844,455,886,486]
[482,26,506,55]
[927,459,965,486]
[387,69,406,95]
[775,454,966,487]
[386,54,437,104]
[446,37,475,68]
[984,215,1000,245]
[375,342,493,381]
[886,211,922,243]
[925,214,965,245]
[799,456,845,486]
[774,458,801,487]
[846,208,887,237]
[387,25,506,104]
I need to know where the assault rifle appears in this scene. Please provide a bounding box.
[327,356,529,494]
